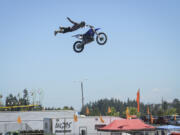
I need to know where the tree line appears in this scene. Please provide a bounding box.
[81,98,180,117]
[1,89,179,115]
[0,89,74,111]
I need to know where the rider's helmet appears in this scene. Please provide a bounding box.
[80,21,85,27]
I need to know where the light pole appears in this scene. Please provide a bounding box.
[74,79,87,110]
[81,82,84,109]
[0,94,2,106]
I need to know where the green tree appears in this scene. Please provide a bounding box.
[5,94,19,111]
[63,106,74,110]
[172,99,180,114]
[108,107,120,116]
[162,101,168,111]
[23,89,30,105]
[164,108,176,115]
[157,108,164,116]
[6,94,18,106]
[123,107,141,117]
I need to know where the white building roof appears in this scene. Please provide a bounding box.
[0,110,75,133]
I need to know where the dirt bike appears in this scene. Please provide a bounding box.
[72,25,107,53]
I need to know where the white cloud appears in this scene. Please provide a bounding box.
[141,87,176,104]
[151,88,161,92]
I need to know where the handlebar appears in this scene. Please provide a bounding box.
[86,25,99,36]
[85,24,94,28]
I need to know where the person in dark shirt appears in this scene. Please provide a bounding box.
[54,17,85,36]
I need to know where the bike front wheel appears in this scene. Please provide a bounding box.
[96,32,107,45]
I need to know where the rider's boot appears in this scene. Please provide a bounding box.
[54,31,58,36]
[59,27,64,33]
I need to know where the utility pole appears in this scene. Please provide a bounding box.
[0,94,3,106]
[74,79,87,110]
[81,82,84,109]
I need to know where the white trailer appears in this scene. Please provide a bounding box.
[44,116,122,135]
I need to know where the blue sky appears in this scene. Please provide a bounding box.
[0,0,179,110]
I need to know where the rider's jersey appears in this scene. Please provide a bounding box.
[67,17,82,32]
[71,24,82,32]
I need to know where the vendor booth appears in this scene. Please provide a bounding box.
[98,119,155,135]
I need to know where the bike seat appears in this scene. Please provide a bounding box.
[72,34,83,38]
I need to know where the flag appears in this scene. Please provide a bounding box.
[74,114,78,122]
[150,115,154,124]
[147,106,150,115]
[136,89,140,112]
[17,116,22,124]
[100,115,104,123]
[86,107,89,115]
[126,107,130,119]
[108,107,111,114]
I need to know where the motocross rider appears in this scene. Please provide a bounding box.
[54,17,85,36]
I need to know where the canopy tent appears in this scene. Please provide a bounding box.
[157,125,180,130]
[171,132,180,135]
[98,119,155,132]
[157,125,180,135]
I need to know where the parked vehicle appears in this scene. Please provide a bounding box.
[155,116,169,125]
[141,115,158,124]
[169,116,180,125]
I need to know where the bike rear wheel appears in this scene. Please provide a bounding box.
[96,32,107,45]
[73,41,84,53]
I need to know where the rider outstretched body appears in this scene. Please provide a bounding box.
[54,17,85,36]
